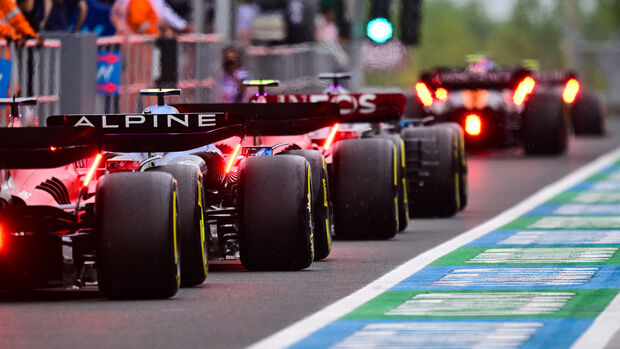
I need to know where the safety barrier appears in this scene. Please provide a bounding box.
[0,39,61,127]
[176,34,222,103]
[245,43,341,93]
[94,34,343,112]
[96,35,155,113]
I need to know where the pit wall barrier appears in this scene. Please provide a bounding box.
[95,34,341,113]
[0,38,61,127]
[0,34,343,121]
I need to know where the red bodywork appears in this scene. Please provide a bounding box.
[246,92,406,153]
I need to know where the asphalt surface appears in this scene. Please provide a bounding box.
[1,119,620,349]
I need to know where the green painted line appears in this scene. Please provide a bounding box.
[343,289,618,320]
[430,246,620,266]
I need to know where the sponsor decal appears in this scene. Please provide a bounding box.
[71,113,217,129]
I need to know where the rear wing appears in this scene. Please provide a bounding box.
[1,102,339,169]
[532,70,576,86]
[421,68,531,90]
[0,96,38,119]
[171,102,339,135]
[245,93,406,123]
[0,127,99,169]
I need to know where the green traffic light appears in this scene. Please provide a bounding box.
[367,17,393,43]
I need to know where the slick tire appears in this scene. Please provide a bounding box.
[572,92,606,136]
[402,125,460,217]
[96,172,180,299]
[523,92,568,155]
[283,150,332,261]
[239,156,313,271]
[374,134,410,232]
[442,123,468,210]
[150,163,208,287]
[332,138,398,240]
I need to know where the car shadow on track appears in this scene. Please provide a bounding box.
[0,288,102,303]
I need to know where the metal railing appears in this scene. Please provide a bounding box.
[0,39,61,126]
[96,35,155,113]
[245,43,341,93]
[175,34,221,104]
[94,34,343,112]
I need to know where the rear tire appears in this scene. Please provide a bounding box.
[523,92,568,155]
[150,163,208,287]
[402,124,460,217]
[96,172,180,299]
[283,150,332,260]
[572,92,606,136]
[332,138,398,240]
[374,134,410,232]
[442,123,468,210]
[239,156,313,270]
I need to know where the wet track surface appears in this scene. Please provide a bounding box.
[2,119,620,349]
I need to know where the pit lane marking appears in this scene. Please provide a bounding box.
[466,247,618,264]
[384,292,574,317]
[498,231,620,245]
[330,322,542,349]
[529,216,620,229]
[249,146,620,349]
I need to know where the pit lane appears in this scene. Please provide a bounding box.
[1,118,619,349]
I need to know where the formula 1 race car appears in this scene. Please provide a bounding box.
[532,70,606,136]
[177,74,465,226]
[309,74,467,218]
[413,65,606,155]
[0,90,339,298]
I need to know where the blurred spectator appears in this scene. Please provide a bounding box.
[0,0,39,40]
[41,0,89,32]
[315,5,348,66]
[286,0,313,43]
[236,0,257,45]
[219,46,249,103]
[314,6,338,44]
[21,0,47,32]
[110,0,190,36]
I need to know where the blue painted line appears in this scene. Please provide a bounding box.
[469,230,620,247]
[525,203,620,216]
[289,318,593,349]
[391,265,620,290]
[569,181,620,192]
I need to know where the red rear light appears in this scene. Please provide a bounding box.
[82,153,103,188]
[435,87,448,101]
[0,224,4,250]
[562,78,580,104]
[323,123,340,151]
[513,76,536,106]
[106,159,141,173]
[225,143,242,173]
[415,82,434,107]
[465,114,482,136]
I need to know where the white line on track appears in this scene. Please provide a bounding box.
[248,146,620,349]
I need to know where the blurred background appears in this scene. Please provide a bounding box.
[1,0,619,125]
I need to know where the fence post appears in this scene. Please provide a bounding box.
[45,33,98,114]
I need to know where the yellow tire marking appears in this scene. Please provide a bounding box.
[173,190,179,265]
[322,156,326,170]
[197,180,207,276]
[400,139,406,169]
[402,177,408,204]
[322,178,328,207]
[325,218,331,249]
[173,189,180,288]
[393,145,398,186]
[307,165,314,258]
[394,196,399,229]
